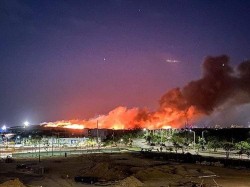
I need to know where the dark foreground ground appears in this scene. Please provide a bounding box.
[1,153,250,187]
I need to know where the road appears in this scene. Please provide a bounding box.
[1,139,250,161]
[132,138,250,160]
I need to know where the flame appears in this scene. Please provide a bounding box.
[43,55,250,130]
[64,124,85,129]
[43,105,201,130]
[44,121,85,129]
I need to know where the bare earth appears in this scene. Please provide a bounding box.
[1,153,250,187]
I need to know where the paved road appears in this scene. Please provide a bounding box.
[0,145,128,158]
[1,139,250,161]
[132,138,250,160]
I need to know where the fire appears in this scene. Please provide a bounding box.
[64,124,85,129]
[43,55,250,130]
[43,107,139,130]
[44,121,85,129]
[43,105,201,130]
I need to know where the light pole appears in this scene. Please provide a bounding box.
[143,128,148,136]
[112,128,115,142]
[160,129,163,144]
[52,136,54,156]
[2,125,6,131]
[96,120,99,145]
[0,125,7,157]
[2,125,7,147]
[120,138,123,151]
[38,139,41,162]
[16,136,20,144]
[24,121,30,128]
[201,130,208,150]
[163,126,172,145]
[189,130,196,150]
[202,130,208,140]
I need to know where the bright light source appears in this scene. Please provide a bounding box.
[143,128,147,131]
[64,124,84,129]
[162,125,171,129]
[120,138,123,142]
[2,125,6,131]
[24,121,30,127]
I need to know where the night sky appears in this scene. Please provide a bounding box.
[1,0,250,126]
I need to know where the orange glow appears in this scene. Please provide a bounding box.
[64,124,85,129]
[162,125,172,129]
[44,121,85,129]
[43,105,202,130]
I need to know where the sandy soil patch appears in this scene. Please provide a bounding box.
[1,153,250,187]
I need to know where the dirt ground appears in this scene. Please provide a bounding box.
[1,153,250,187]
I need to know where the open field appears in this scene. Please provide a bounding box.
[1,153,250,187]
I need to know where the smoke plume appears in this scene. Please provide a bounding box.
[44,55,250,129]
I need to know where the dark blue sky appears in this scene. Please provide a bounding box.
[1,0,250,126]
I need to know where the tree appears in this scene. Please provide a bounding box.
[121,134,133,146]
[197,137,206,151]
[152,134,161,144]
[42,138,49,153]
[222,142,235,159]
[235,141,250,158]
[171,134,185,153]
[207,136,221,152]
[246,138,250,144]
[146,135,152,144]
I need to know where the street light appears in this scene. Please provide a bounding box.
[119,138,123,151]
[2,125,7,131]
[24,121,30,128]
[16,136,21,144]
[160,128,163,144]
[202,130,208,140]
[143,128,148,137]
[201,130,208,150]
[189,130,196,150]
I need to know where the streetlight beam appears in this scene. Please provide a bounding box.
[2,125,7,131]
[24,121,30,128]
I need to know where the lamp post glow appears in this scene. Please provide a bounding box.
[143,128,149,137]
[2,125,6,131]
[24,121,30,128]
[202,130,208,140]
[189,130,196,150]
[160,129,163,144]
[201,130,208,150]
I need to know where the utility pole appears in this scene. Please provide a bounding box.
[38,139,41,163]
[190,130,195,150]
[96,120,99,144]
[112,128,115,141]
[52,136,54,156]
[160,129,163,144]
